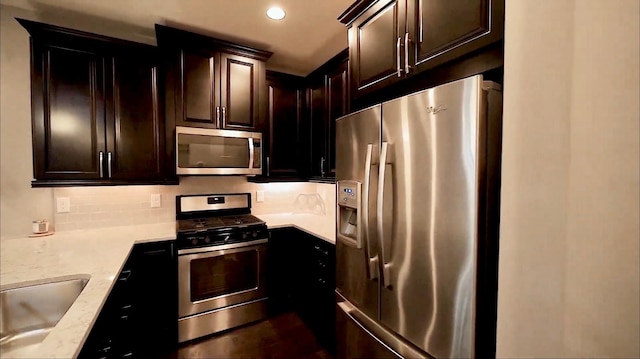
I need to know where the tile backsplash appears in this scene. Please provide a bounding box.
[53,177,335,232]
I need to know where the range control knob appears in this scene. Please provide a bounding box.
[242,232,248,240]
[252,231,258,238]
[204,236,211,244]
[191,238,198,246]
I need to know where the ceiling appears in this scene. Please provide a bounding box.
[1,0,353,75]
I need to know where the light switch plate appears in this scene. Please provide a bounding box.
[150,194,162,208]
[256,190,265,203]
[56,197,70,213]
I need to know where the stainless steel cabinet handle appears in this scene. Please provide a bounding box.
[404,32,412,74]
[221,107,227,126]
[215,106,221,128]
[396,36,403,77]
[363,144,378,280]
[376,142,391,288]
[248,138,255,169]
[320,157,325,177]
[107,152,112,178]
[418,0,423,43]
[266,156,270,177]
[99,151,104,178]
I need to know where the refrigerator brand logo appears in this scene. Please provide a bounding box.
[426,105,447,114]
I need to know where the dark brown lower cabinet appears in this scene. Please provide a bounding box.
[268,228,336,353]
[78,241,177,359]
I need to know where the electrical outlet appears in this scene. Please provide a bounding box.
[150,194,162,208]
[256,190,265,203]
[56,197,70,213]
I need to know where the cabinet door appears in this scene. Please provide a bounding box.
[105,49,165,180]
[266,74,304,177]
[408,0,504,71]
[220,53,261,130]
[307,77,327,177]
[349,0,406,97]
[130,241,177,355]
[31,41,106,180]
[326,59,349,178]
[177,49,220,128]
[267,228,302,313]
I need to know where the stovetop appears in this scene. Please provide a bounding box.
[177,214,265,232]
[175,193,268,250]
[175,214,268,250]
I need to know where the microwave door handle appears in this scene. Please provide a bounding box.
[248,137,254,169]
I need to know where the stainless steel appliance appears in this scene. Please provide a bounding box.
[176,193,268,343]
[176,126,262,176]
[335,75,502,359]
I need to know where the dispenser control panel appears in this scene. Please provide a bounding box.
[337,181,359,209]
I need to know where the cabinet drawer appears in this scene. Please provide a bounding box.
[312,243,331,258]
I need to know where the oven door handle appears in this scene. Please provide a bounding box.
[178,238,268,256]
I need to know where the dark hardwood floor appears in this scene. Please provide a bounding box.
[165,312,334,359]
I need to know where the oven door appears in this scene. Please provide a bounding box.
[176,126,262,176]
[178,239,268,318]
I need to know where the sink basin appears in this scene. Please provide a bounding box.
[0,277,89,356]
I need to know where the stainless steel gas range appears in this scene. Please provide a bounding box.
[175,193,268,343]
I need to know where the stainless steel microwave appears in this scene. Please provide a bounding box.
[176,126,262,176]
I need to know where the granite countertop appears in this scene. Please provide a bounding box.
[0,223,176,359]
[0,213,335,358]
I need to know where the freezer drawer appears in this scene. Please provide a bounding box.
[336,295,431,359]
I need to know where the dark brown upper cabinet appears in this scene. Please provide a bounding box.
[18,19,172,187]
[342,0,406,95]
[105,48,165,181]
[339,0,504,99]
[305,50,349,180]
[221,54,262,129]
[262,71,306,179]
[155,25,271,132]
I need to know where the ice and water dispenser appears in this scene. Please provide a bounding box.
[337,180,362,248]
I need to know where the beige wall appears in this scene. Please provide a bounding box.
[497,0,639,358]
[51,180,334,232]
[0,6,54,238]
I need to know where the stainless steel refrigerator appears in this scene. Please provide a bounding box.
[335,75,502,359]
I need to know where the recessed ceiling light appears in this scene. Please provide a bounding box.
[266,6,286,20]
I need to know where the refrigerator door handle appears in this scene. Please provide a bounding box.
[396,36,403,77]
[377,142,392,288]
[363,144,378,280]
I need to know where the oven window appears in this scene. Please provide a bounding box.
[190,250,258,302]
[177,134,249,168]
